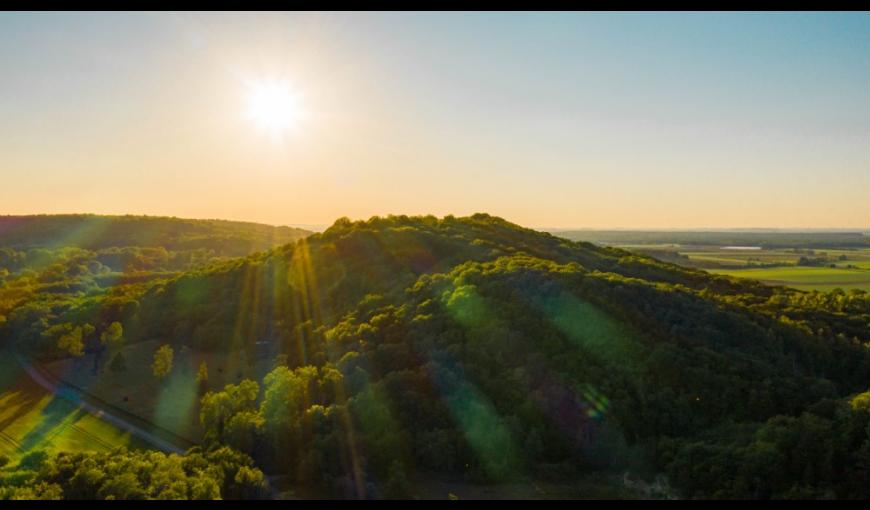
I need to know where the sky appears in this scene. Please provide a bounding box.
[2,11,870,229]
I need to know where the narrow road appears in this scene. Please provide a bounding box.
[12,349,186,455]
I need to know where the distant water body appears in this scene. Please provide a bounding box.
[721,246,762,250]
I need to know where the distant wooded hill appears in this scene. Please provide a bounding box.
[0,215,311,256]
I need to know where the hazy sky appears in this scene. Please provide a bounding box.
[2,12,870,228]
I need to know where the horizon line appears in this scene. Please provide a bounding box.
[1,212,869,233]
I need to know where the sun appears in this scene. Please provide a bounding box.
[245,80,304,137]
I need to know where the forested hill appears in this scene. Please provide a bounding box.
[5,213,870,499]
[0,215,311,256]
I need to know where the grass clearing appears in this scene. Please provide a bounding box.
[43,339,278,442]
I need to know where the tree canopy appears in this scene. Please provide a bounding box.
[2,213,869,499]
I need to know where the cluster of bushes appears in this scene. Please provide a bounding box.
[0,446,268,500]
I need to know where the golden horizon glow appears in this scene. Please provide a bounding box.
[3,13,870,230]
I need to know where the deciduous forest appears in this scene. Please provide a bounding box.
[1,214,868,499]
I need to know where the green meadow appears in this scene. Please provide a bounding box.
[0,349,142,462]
[712,265,870,291]
[588,242,870,292]
[692,248,870,291]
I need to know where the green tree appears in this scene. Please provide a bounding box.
[100,321,123,347]
[18,449,50,471]
[81,323,96,343]
[224,411,265,456]
[0,446,264,500]
[152,345,174,380]
[229,465,268,499]
[58,325,85,357]
[93,322,124,373]
[200,380,260,444]
[97,472,147,500]
[7,482,63,500]
[188,475,221,500]
[197,361,209,392]
[851,390,870,411]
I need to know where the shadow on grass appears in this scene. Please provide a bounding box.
[18,396,89,452]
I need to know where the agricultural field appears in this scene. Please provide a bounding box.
[689,248,870,291]
[0,347,143,462]
[711,265,870,292]
[553,231,870,292]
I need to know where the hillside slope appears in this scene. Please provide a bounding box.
[0,214,312,333]
[0,214,311,256]
[5,213,870,499]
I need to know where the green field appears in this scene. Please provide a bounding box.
[694,248,870,291]
[620,245,870,292]
[0,349,144,461]
[712,266,870,291]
